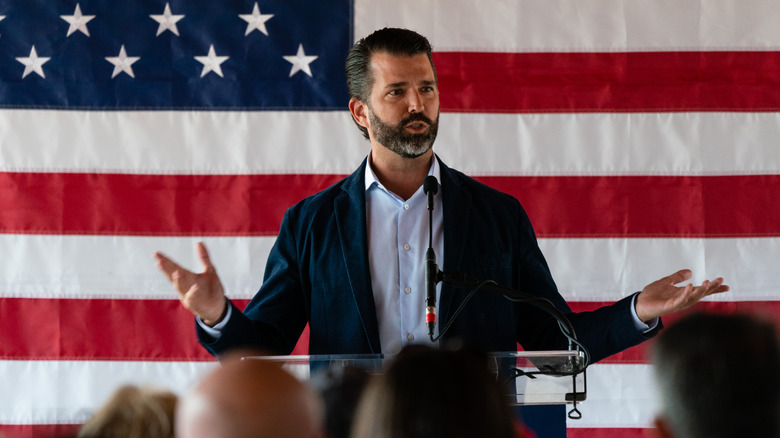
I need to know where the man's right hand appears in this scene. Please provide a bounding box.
[154,241,227,326]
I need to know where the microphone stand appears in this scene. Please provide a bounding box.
[421,175,587,417]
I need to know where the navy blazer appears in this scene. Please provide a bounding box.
[198,157,657,361]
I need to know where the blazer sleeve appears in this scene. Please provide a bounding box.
[196,208,309,357]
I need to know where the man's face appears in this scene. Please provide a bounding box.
[366,104,439,159]
[354,52,440,158]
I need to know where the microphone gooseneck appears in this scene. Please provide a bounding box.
[423,175,439,340]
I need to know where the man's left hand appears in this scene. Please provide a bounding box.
[635,269,729,323]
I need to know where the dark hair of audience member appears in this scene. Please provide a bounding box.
[651,312,780,438]
[350,344,517,438]
[77,385,177,438]
[309,365,371,438]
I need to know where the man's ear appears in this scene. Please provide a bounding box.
[349,97,370,130]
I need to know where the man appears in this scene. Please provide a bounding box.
[155,28,728,361]
[649,312,779,438]
[176,353,324,438]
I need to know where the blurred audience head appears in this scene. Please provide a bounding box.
[176,353,324,438]
[77,385,177,438]
[350,344,517,438]
[309,365,371,438]
[650,312,780,438]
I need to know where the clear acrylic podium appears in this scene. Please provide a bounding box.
[246,350,587,407]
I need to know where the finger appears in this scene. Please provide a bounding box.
[154,252,182,280]
[702,278,730,296]
[665,269,693,285]
[171,269,193,297]
[196,242,214,271]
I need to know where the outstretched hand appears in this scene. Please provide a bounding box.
[635,269,729,323]
[154,242,227,326]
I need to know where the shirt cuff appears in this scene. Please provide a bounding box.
[195,302,232,338]
[630,292,659,333]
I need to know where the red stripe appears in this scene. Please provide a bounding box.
[434,51,780,112]
[568,300,780,364]
[567,428,649,438]
[481,174,780,238]
[0,424,648,438]
[2,173,779,237]
[0,172,344,237]
[0,424,81,438]
[1,298,776,361]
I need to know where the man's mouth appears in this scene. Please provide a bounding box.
[406,121,429,132]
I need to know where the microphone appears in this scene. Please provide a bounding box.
[423,175,439,340]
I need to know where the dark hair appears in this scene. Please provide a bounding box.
[652,312,780,438]
[310,366,371,438]
[345,28,437,139]
[350,345,516,438]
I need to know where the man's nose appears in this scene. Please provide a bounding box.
[408,90,424,113]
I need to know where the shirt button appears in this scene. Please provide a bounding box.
[407,333,415,341]
[403,244,411,251]
[404,287,411,294]
[403,204,410,210]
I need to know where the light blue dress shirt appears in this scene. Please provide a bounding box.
[364,154,443,355]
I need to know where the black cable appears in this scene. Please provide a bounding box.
[429,280,493,342]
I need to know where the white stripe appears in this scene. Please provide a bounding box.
[0,109,366,175]
[2,235,778,301]
[0,359,660,428]
[356,0,780,52]
[2,110,779,175]
[566,363,658,429]
[0,235,274,299]
[440,112,780,176]
[0,360,218,424]
[540,237,780,302]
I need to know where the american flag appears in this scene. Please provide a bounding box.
[1,1,779,437]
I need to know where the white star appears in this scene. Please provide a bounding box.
[61,3,95,37]
[239,3,273,36]
[283,44,318,77]
[194,45,229,78]
[105,45,140,78]
[16,46,51,79]
[150,3,184,37]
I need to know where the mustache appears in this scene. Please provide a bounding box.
[400,113,435,127]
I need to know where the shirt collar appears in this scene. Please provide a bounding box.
[364,151,441,193]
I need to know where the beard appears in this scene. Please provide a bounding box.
[368,109,439,159]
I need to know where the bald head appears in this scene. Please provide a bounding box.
[177,357,323,438]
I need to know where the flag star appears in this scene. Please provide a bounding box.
[150,3,184,37]
[105,45,140,78]
[283,44,318,78]
[239,3,273,36]
[61,3,95,37]
[194,45,229,78]
[16,46,51,79]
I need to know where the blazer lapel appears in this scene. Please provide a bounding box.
[333,159,382,353]
[438,158,473,329]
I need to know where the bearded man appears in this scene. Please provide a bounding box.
[156,28,727,360]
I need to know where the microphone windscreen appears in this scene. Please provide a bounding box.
[423,175,439,195]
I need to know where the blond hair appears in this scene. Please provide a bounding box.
[78,385,177,438]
